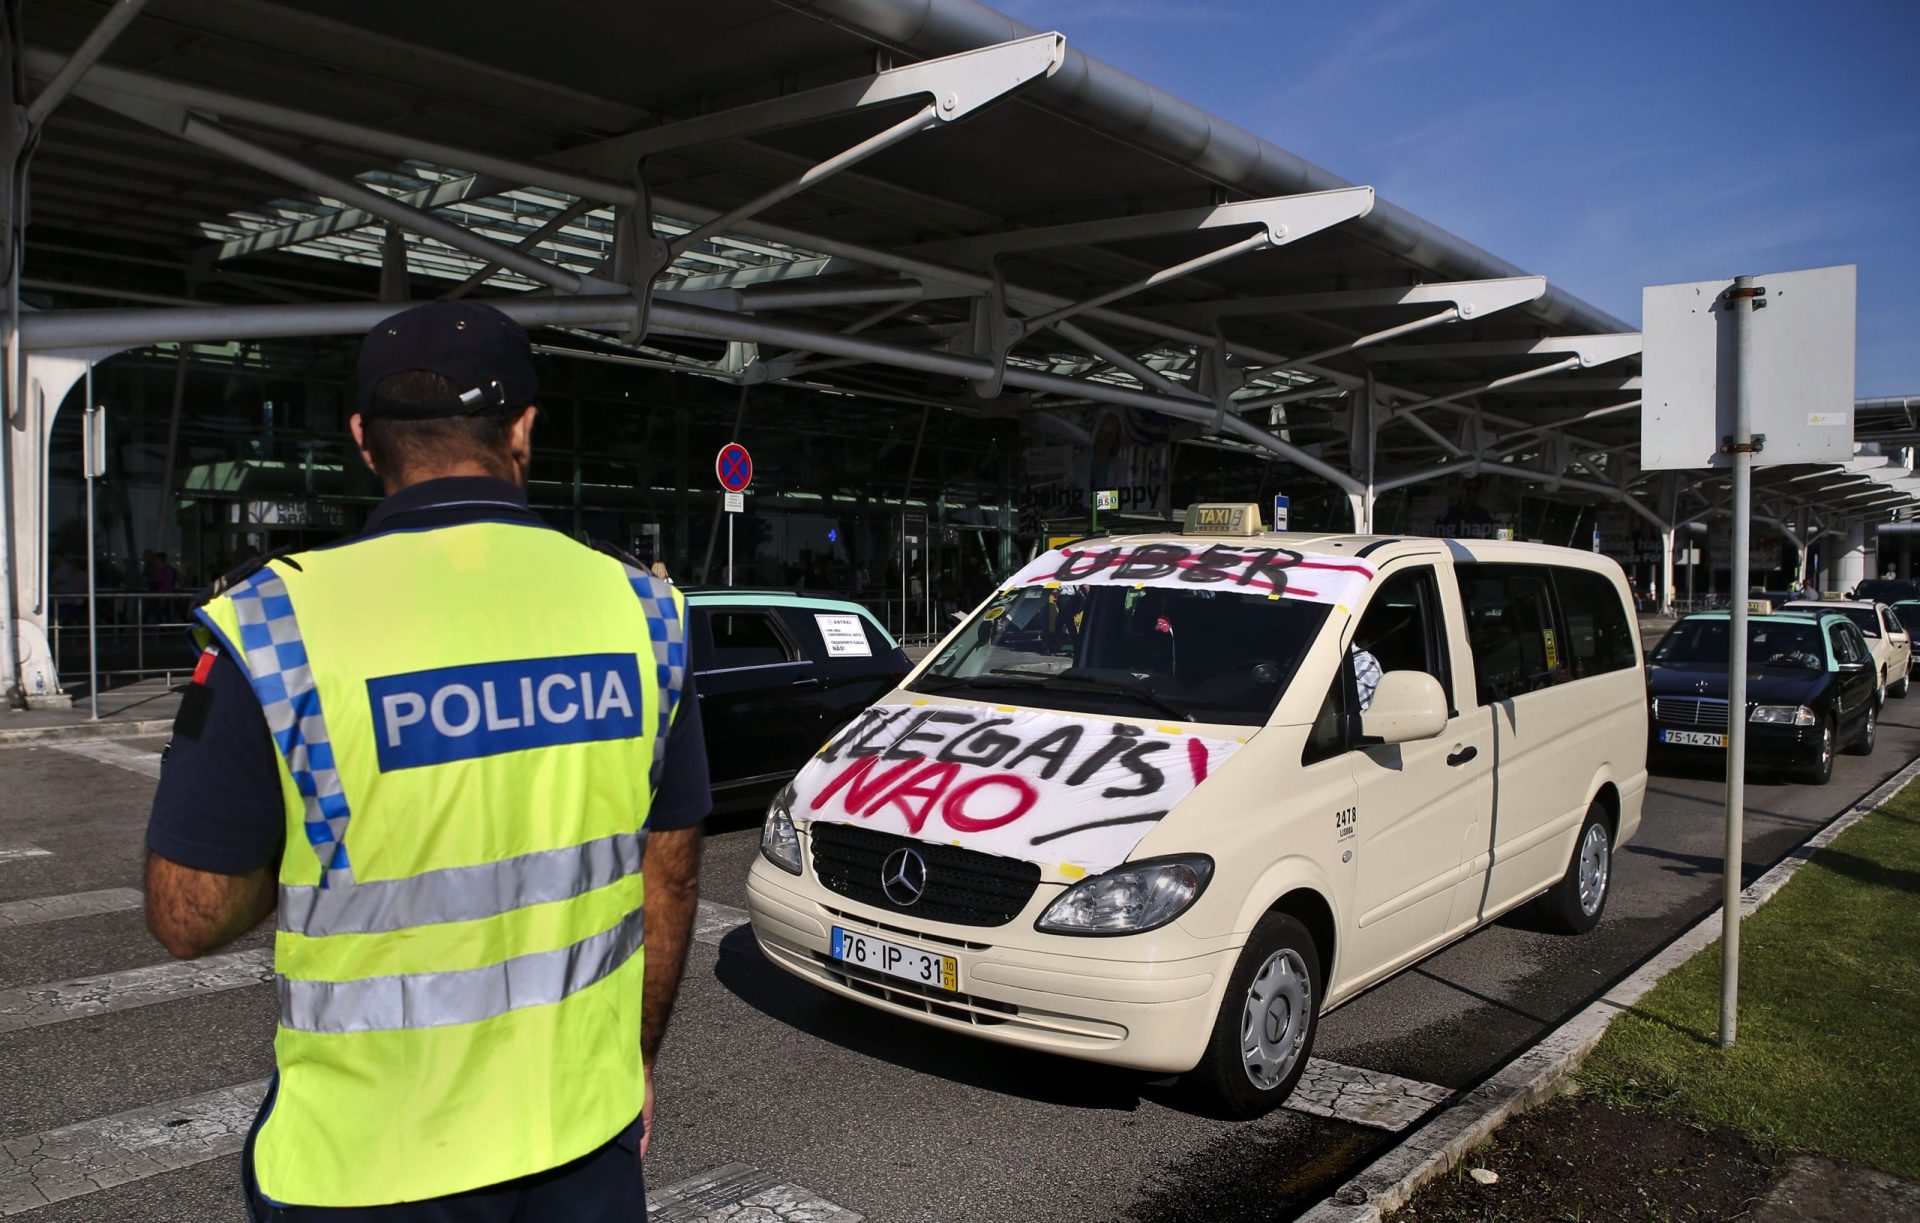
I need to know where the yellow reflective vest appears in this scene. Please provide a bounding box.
[196,519,685,1207]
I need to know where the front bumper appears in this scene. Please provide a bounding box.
[1650,718,1826,764]
[745,854,1232,1075]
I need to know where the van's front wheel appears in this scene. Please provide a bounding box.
[1184,912,1321,1119]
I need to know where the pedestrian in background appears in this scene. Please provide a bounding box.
[143,301,710,1221]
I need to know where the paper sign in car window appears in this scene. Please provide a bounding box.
[815,613,873,658]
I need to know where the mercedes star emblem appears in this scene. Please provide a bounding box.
[880,847,929,907]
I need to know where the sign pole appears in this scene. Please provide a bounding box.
[83,373,101,722]
[727,512,734,588]
[1720,273,1761,1049]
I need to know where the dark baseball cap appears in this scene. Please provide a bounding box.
[354,301,538,418]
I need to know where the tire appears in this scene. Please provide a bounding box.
[1895,673,1911,699]
[1534,802,1613,935]
[1847,698,1877,756]
[1794,715,1835,785]
[1183,912,1321,1120]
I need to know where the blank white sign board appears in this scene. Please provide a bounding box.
[1641,265,1855,470]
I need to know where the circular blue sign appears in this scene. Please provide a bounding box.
[715,443,753,492]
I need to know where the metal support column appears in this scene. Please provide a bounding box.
[1720,273,1761,1049]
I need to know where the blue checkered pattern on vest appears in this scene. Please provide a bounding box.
[221,568,356,887]
[629,573,686,792]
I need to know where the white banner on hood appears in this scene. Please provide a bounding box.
[788,702,1246,877]
[1004,541,1374,608]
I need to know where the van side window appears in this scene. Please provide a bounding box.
[1455,564,1567,704]
[1553,568,1636,679]
[1351,566,1452,710]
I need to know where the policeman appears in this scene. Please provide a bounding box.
[143,300,710,1220]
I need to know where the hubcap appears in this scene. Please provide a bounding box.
[1577,822,1610,917]
[1240,949,1311,1091]
[1821,723,1833,764]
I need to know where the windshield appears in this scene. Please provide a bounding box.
[1652,619,1825,670]
[911,583,1330,726]
[1838,608,1882,638]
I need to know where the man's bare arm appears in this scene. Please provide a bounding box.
[145,853,276,959]
[640,825,702,1066]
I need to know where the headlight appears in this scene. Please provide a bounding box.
[1750,704,1817,726]
[760,786,803,875]
[1036,855,1213,935]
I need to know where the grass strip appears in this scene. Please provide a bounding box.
[1581,782,1920,1178]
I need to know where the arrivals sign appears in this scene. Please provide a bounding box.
[787,703,1245,875]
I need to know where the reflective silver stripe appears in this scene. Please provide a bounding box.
[278,905,645,1034]
[278,830,649,938]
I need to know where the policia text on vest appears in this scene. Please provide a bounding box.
[370,652,643,769]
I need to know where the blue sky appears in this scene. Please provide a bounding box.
[1000,0,1918,394]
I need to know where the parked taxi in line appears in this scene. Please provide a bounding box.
[1778,598,1910,701]
[1647,609,1879,785]
[746,504,1647,1117]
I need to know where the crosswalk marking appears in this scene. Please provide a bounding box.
[0,888,142,928]
[46,739,162,779]
[693,898,749,947]
[0,1079,266,1215]
[0,847,52,866]
[648,1161,863,1222]
[1289,1059,1454,1133]
[0,948,273,1034]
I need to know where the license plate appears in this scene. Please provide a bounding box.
[1660,729,1727,748]
[831,927,958,992]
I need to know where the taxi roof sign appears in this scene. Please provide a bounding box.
[1183,502,1263,536]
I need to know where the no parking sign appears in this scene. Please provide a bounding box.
[715,443,753,492]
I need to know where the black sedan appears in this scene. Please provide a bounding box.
[1647,611,1879,785]
[684,589,912,812]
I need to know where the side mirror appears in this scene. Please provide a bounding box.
[1360,671,1449,745]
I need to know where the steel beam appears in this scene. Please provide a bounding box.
[24,0,149,127]
[1149,275,1548,323]
[609,32,1064,159]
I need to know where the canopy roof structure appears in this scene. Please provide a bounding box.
[0,0,1908,697]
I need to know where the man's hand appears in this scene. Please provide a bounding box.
[640,1062,655,1159]
[145,852,276,959]
[639,824,702,1152]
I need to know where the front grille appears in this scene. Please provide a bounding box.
[810,823,1041,928]
[815,953,1018,1026]
[1654,696,1729,728]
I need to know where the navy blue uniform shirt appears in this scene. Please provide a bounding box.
[147,476,711,874]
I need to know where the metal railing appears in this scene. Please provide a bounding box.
[50,590,198,689]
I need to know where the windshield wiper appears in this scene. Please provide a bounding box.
[916,670,1193,720]
[1048,674,1193,721]
[915,672,1048,694]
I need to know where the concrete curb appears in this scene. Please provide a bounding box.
[1298,751,1920,1223]
[0,718,175,747]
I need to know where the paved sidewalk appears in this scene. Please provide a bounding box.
[1,679,182,745]
[1751,1157,1920,1222]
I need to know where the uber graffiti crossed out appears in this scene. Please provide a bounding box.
[367,652,643,771]
[1004,543,1375,608]
[788,703,1244,875]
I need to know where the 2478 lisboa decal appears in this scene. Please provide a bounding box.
[786,703,1245,875]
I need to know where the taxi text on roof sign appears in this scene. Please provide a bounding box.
[1183,503,1264,536]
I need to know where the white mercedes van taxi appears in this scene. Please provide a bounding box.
[746,505,1648,1117]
